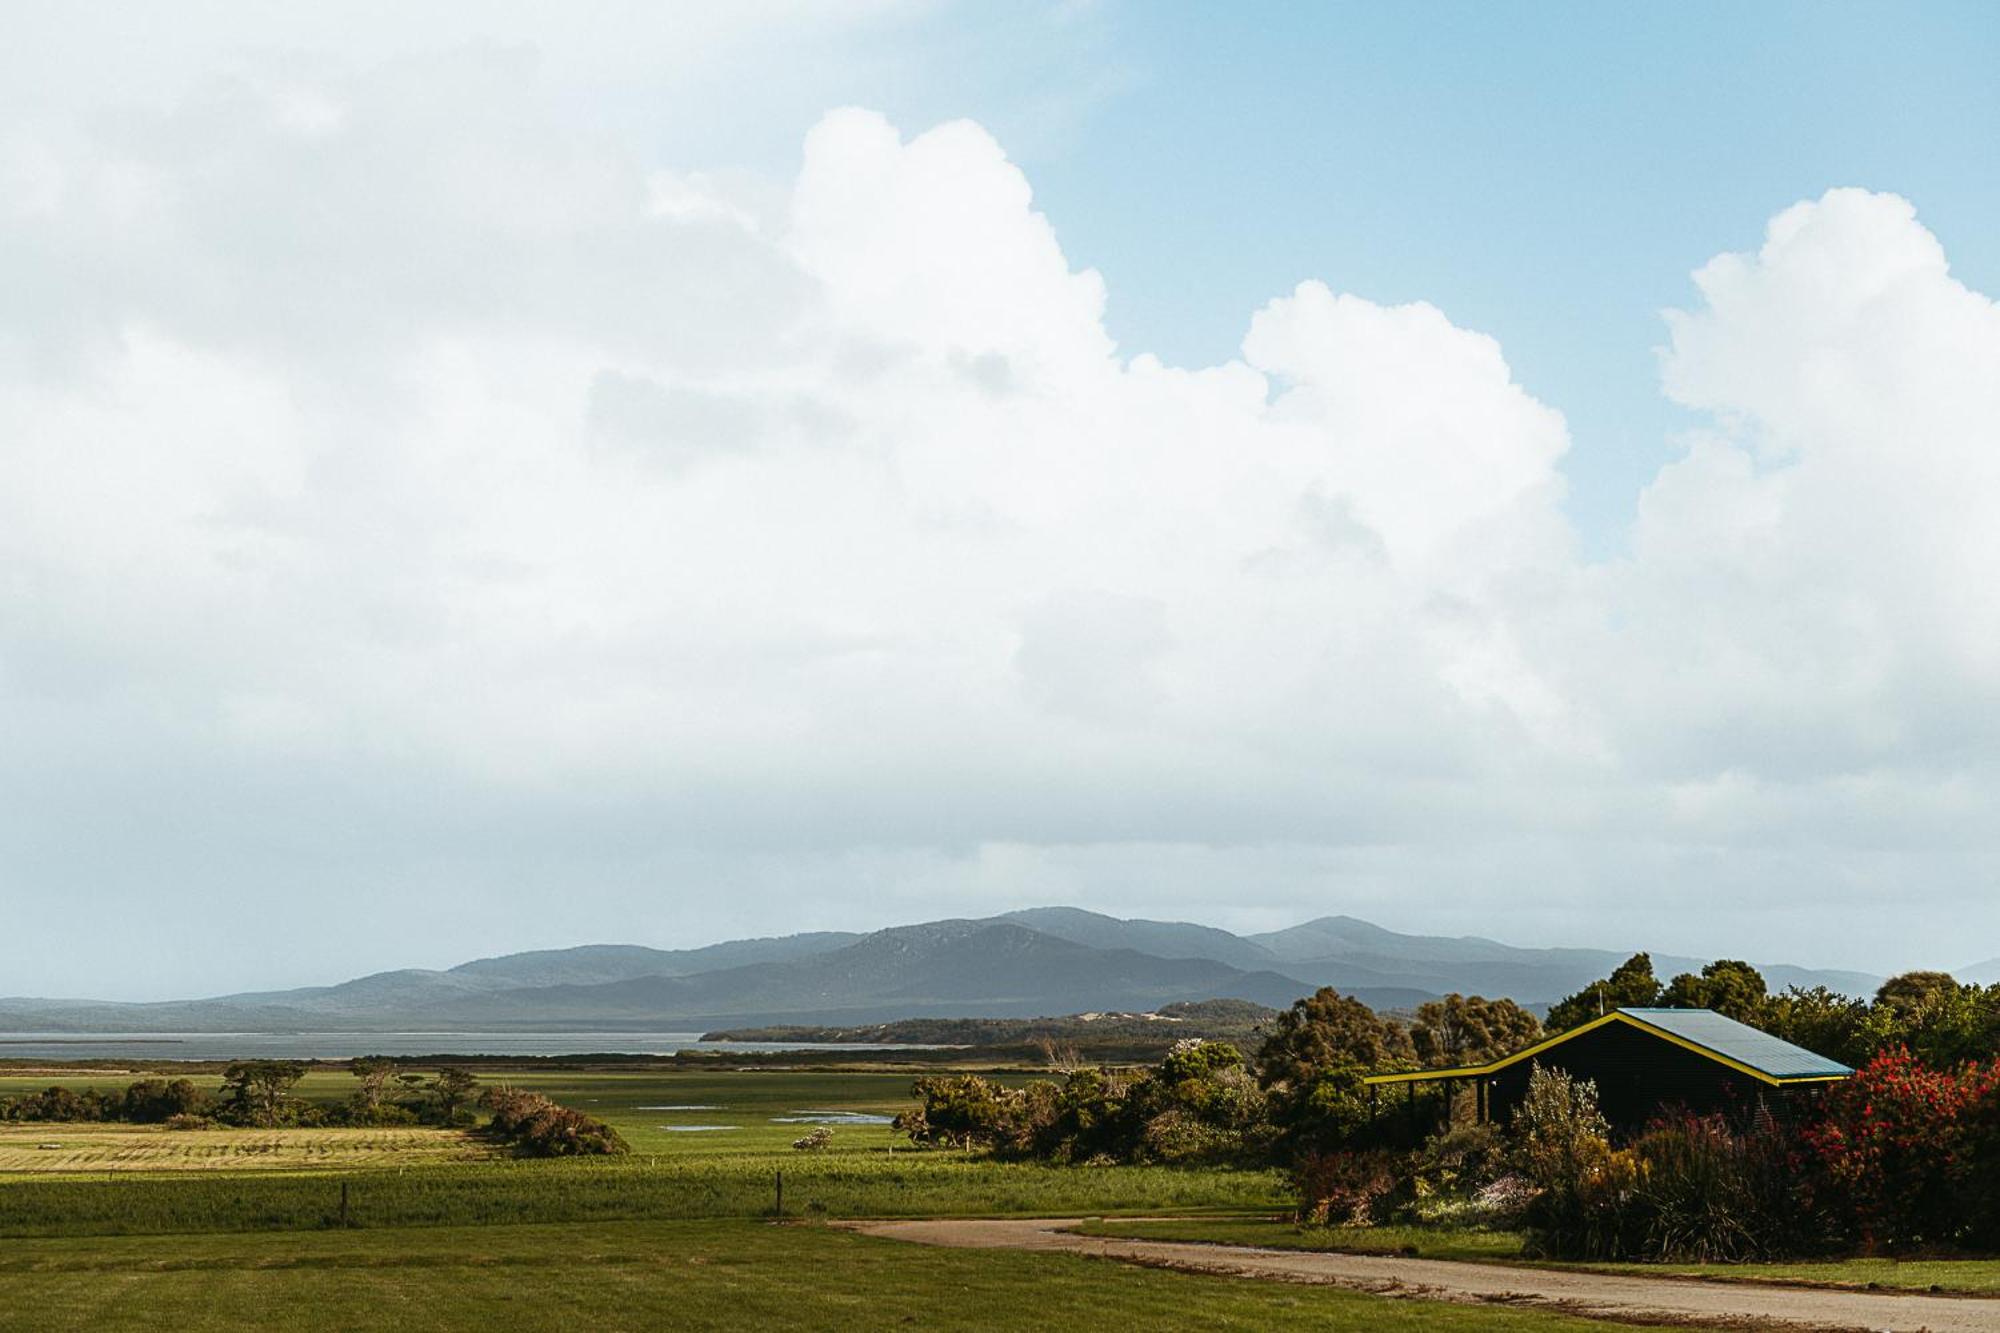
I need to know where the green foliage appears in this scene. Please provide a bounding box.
[1256,987,1416,1155]
[1410,994,1541,1069]
[1660,960,1768,1025]
[1622,1111,1807,1262]
[219,1061,310,1127]
[1257,987,1415,1089]
[1542,954,1661,1034]
[1762,986,1872,1068]
[895,1041,1271,1165]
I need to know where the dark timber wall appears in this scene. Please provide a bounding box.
[1482,1021,1814,1132]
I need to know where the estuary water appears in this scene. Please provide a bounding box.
[0,1032,932,1061]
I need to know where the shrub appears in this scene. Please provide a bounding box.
[479,1089,629,1157]
[792,1126,833,1152]
[1291,1148,1403,1225]
[121,1079,212,1124]
[1801,1048,1995,1250]
[1625,1110,1807,1262]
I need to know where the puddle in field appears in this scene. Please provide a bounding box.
[637,1104,721,1111]
[770,1110,894,1125]
[659,1125,736,1132]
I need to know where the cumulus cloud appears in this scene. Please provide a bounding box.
[2,49,1997,995]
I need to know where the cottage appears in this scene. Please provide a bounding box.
[1364,1006,1853,1132]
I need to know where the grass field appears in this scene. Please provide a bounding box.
[0,1123,497,1173]
[0,1066,1286,1237]
[0,1217,1622,1332]
[1074,1216,2000,1297]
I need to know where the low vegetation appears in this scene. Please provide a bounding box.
[0,1218,1621,1332]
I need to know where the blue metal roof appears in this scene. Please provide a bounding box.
[1619,1008,1854,1079]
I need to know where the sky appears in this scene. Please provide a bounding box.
[3,2,1998,999]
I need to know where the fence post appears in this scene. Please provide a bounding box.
[338,1180,350,1227]
[774,1170,783,1219]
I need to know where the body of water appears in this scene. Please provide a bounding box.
[0,1032,933,1061]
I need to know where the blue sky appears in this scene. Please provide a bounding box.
[900,2,2000,553]
[4,1,1999,996]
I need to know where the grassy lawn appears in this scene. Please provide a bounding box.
[1073,1216,2000,1297]
[0,1217,1623,1332]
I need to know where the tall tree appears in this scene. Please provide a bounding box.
[219,1061,307,1127]
[1255,987,1415,1092]
[1543,953,1661,1033]
[1410,993,1542,1068]
[1661,959,1769,1023]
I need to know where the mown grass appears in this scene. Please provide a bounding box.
[0,1123,495,1174]
[0,1217,1623,1332]
[1073,1217,2000,1296]
[0,1154,1284,1238]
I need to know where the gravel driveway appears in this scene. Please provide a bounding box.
[841,1216,2000,1332]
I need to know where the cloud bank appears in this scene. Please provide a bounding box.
[3,57,1996,994]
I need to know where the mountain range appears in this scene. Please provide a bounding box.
[0,907,1920,1034]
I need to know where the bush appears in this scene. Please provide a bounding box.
[121,1079,212,1124]
[1625,1110,1808,1262]
[1801,1048,1996,1250]
[1291,1148,1404,1225]
[792,1126,833,1152]
[479,1089,629,1157]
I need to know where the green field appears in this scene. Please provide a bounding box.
[0,1065,1631,1329]
[0,1066,1285,1237]
[0,1217,1621,1332]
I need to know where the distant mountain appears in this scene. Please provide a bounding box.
[1959,958,2000,986]
[996,907,1285,971]
[0,907,1888,1033]
[1245,915,1881,1010]
[447,934,859,988]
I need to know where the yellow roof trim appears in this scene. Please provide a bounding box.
[1362,1010,1844,1088]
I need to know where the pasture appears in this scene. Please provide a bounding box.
[0,1123,494,1174]
[0,1064,1286,1237]
[0,1217,1620,1332]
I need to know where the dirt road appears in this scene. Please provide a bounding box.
[841,1217,2000,1332]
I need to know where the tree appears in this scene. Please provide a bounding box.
[1661,959,1769,1024]
[1875,970,1961,1017]
[349,1058,394,1114]
[121,1078,209,1124]
[1410,994,1542,1069]
[1764,986,1871,1069]
[1255,988,1415,1154]
[1255,987,1415,1092]
[1544,954,1661,1033]
[219,1061,307,1126]
[428,1068,479,1123]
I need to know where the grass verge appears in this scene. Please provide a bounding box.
[1071,1216,2000,1296]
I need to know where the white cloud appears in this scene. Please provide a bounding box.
[3,45,1998,996]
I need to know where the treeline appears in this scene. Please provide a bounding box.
[0,1061,481,1129]
[703,999,1277,1048]
[2,1061,627,1158]
[897,958,2000,1262]
[1543,953,2000,1071]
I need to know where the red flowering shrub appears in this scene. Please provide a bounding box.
[1800,1048,1998,1250]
